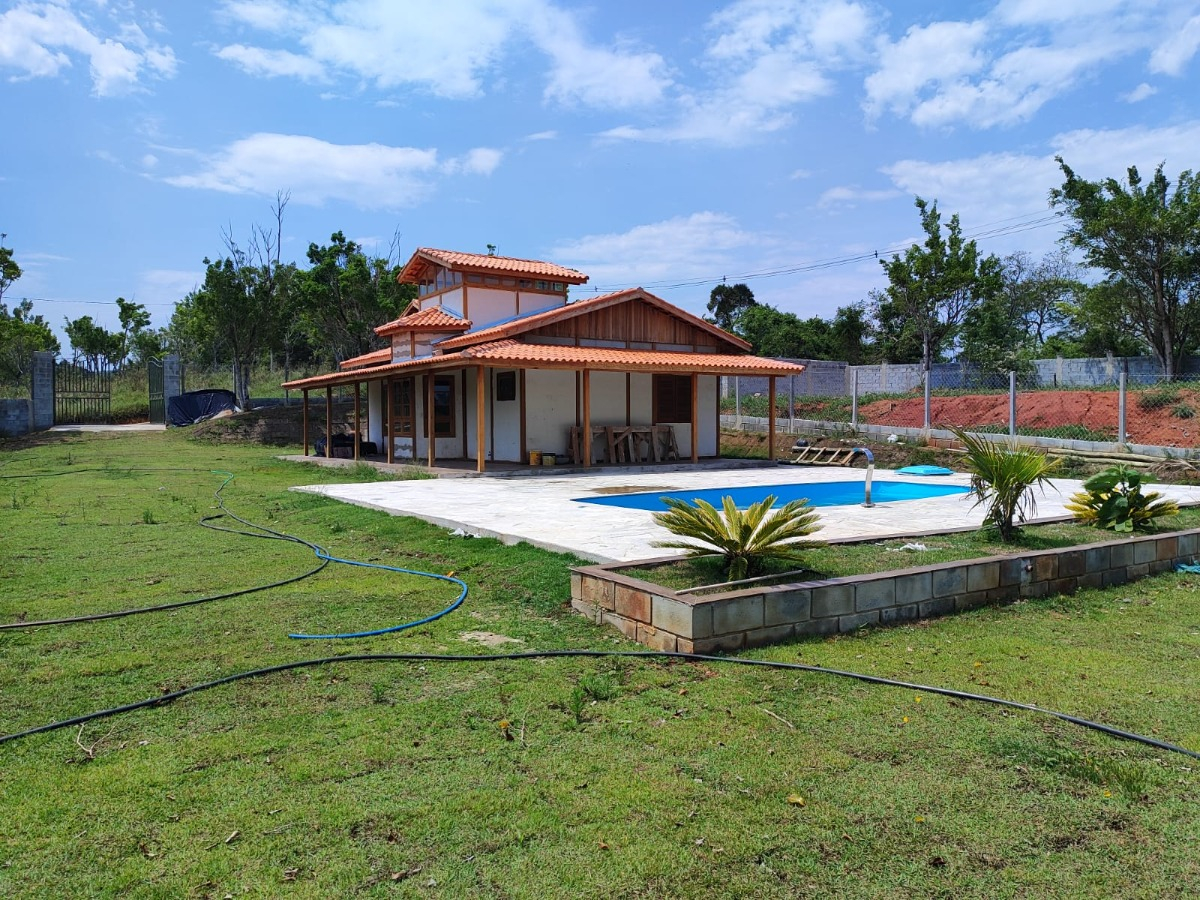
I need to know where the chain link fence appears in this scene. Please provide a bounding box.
[722,366,1200,456]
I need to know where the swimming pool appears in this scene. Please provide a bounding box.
[574,480,970,511]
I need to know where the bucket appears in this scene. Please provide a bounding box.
[529,450,542,466]
[541,453,556,466]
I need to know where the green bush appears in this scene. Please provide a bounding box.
[1065,465,1179,532]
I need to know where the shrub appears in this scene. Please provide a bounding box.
[1170,402,1195,419]
[950,427,1060,541]
[1065,465,1179,533]
[652,494,823,582]
[1137,386,1182,411]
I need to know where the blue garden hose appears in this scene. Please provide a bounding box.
[207,470,468,639]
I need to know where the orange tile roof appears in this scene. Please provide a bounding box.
[283,352,466,390]
[338,348,391,370]
[460,340,806,375]
[374,305,472,336]
[282,342,803,391]
[400,248,589,284]
[436,287,751,352]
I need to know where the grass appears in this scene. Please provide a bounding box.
[2,430,1200,897]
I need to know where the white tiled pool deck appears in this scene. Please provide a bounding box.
[292,463,1200,563]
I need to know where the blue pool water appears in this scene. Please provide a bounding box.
[574,480,970,511]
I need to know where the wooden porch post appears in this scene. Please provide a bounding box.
[476,365,486,473]
[582,368,591,468]
[768,375,777,461]
[324,387,332,458]
[427,372,436,468]
[386,379,396,465]
[353,381,361,460]
[302,389,309,456]
[691,373,699,463]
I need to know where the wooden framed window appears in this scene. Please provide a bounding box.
[653,374,692,423]
[496,371,516,402]
[392,377,414,435]
[422,375,456,437]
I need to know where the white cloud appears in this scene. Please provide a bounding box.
[551,212,760,286]
[881,121,1200,234]
[213,0,668,107]
[0,2,176,96]
[606,0,876,144]
[1148,14,1200,75]
[790,168,813,179]
[138,269,204,305]
[817,185,903,208]
[863,20,988,122]
[164,133,500,210]
[525,130,558,141]
[216,44,326,81]
[864,2,1191,129]
[1121,82,1157,103]
[441,147,503,176]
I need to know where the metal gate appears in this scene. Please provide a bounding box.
[148,358,165,424]
[54,361,112,425]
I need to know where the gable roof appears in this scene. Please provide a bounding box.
[375,305,472,337]
[399,248,589,285]
[435,287,751,353]
[338,348,391,370]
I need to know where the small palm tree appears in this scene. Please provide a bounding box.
[950,427,1060,541]
[652,494,823,582]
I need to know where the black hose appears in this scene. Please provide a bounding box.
[0,469,329,630]
[3,468,1197,761]
[2,650,1197,760]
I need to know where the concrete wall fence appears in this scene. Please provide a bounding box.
[0,399,30,437]
[724,353,1200,399]
[571,529,1200,653]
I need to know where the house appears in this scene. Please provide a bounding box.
[281,247,805,471]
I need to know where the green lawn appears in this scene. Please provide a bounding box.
[2,430,1199,898]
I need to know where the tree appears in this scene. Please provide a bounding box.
[296,230,415,365]
[707,283,757,332]
[1051,158,1200,379]
[188,193,292,407]
[999,249,1079,347]
[0,245,22,305]
[115,298,151,367]
[0,299,59,383]
[873,198,996,373]
[63,315,122,369]
[957,256,1034,380]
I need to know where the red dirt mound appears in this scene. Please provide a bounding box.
[859,389,1200,448]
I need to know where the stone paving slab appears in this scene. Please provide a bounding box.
[292,464,1200,563]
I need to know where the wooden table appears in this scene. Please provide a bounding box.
[567,425,679,465]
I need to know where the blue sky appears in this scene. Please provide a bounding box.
[3,0,1200,346]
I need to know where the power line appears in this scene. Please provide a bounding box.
[580,208,1064,295]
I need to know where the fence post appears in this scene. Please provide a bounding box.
[923,369,931,434]
[735,376,742,430]
[851,368,859,430]
[1009,371,1017,440]
[1118,372,1127,448]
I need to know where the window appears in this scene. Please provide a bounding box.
[653,374,692,424]
[496,371,516,402]
[422,375,456,437]
[391,378,414,435]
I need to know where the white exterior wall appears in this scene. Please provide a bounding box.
[466,287,518,329]
[489,369,522,462]
[629,373,653,424]
[367,381,383,446]
[525,369,577,457]
[428,286,464,315]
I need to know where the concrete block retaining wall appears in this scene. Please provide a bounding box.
[0,399,30,437]
[570,529,1200,652]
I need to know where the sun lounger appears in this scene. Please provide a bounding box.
[780,444,869,466]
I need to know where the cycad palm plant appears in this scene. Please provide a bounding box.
[949,427,1060,541]
[652,494,823,582]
